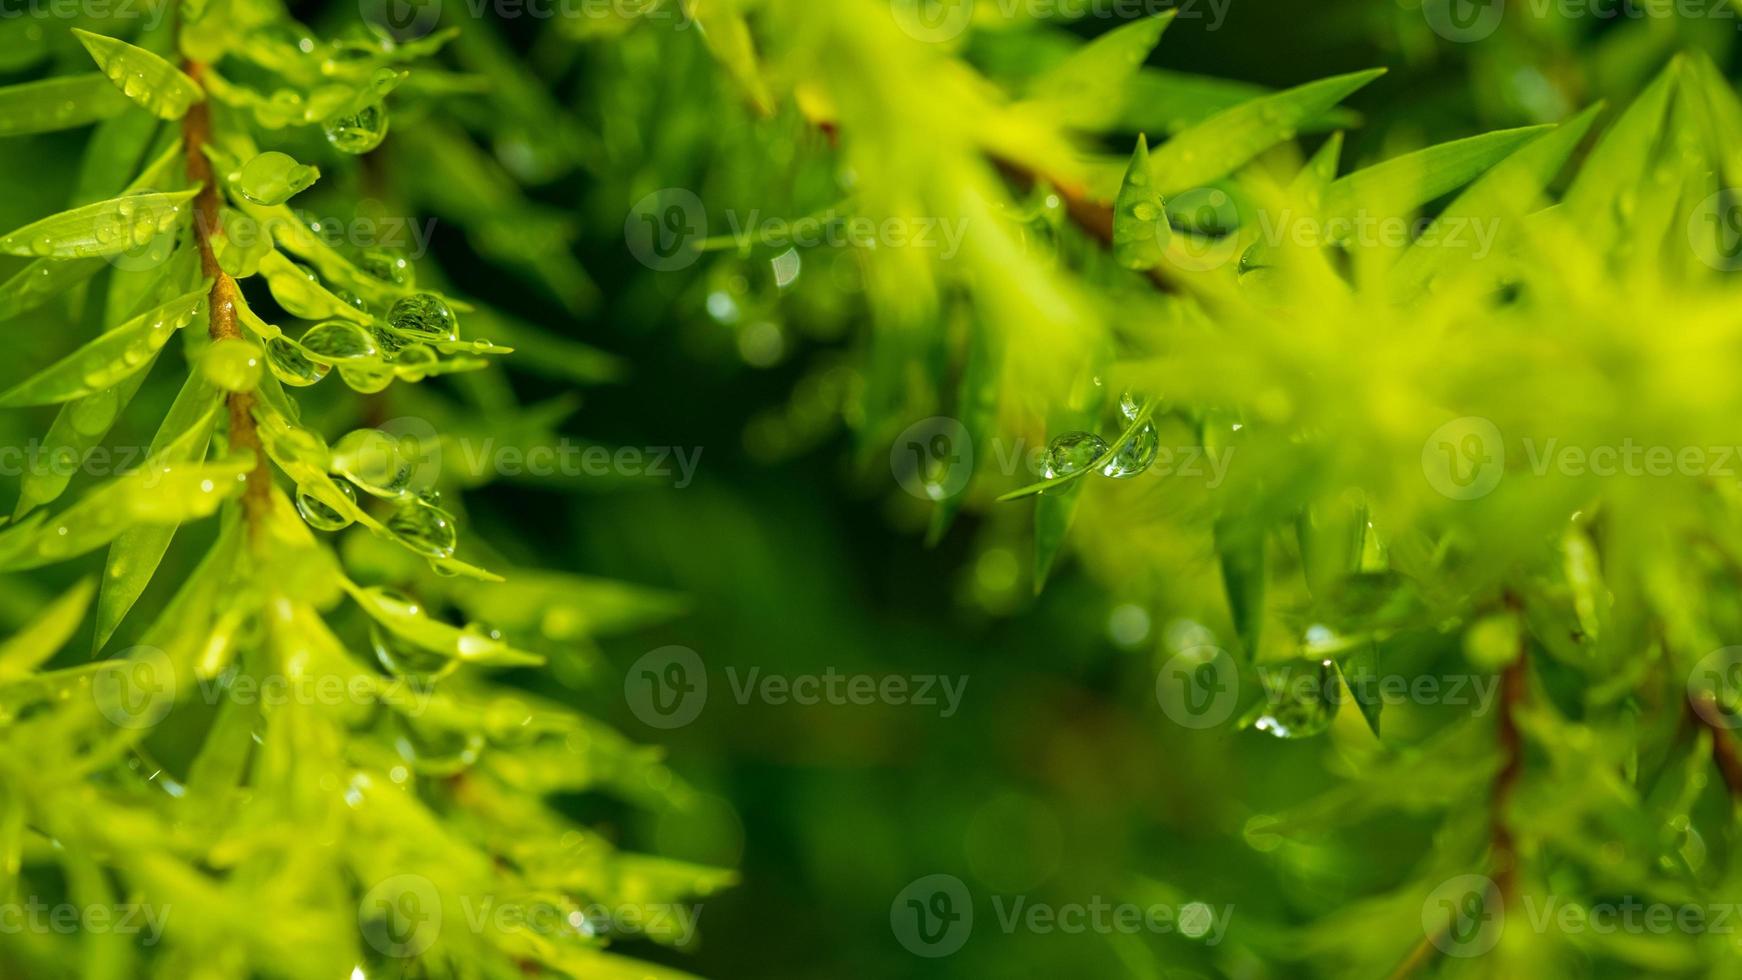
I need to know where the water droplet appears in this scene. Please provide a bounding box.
[1042,431,1108,479]
[372,622,446,678]
[393,344,438,381]
[323,103,389,154]
[385,293,457,343]
[359,247,414,288]
[1102,420,1159,479]
[70,388,121,437]
[299,321,378,361]
[295,480,356,532]
[1254,660,1338,739]
[237,150,319,206]
[202,338,264,392]
[384,497,457,559]
[332,429,414,498]
[265,337,329,387]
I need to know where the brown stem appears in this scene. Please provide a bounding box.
[1689,694,1742,801]
[181,61,272,531]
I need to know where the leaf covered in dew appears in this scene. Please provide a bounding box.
[0,286,209,407]
[0,451,249,572]
[1112,134,1170,270]
[0,189,200,261]
[1318,124,1556,227]
[345,582,544,668]
[235,150,320,206]
[94,373,225,651]
[72,29,205,120]
[1147,68,1386,196]
[0,74,132,138]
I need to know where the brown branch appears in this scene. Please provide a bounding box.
[181,61,272,532]
[1689,694,1742,801]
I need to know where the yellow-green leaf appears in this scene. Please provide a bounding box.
[0,286,209,407]
[0,74,131,138]
[74,29,205,120]
[0,189,200,261]
[0,579,95,681]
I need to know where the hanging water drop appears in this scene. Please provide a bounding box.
[1042,431,1108,479]
[295,481,356,532]
[359,247,414,288]
[299,321,378,361]
[384,497,457,559]
[332,429,415,498]
[385,293,457,343]
[1102,420,1159,479]
[1254,660,1339,739]
[323,103,389,154]
[265,337,328,386]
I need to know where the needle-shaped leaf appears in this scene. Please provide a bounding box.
[1337,643,1383,738]
[94,374,224,652]
[1150,69,1386,196]
[997,398,1160,501]
[344,582,544,667]
[0,189,200,261]
[0,579,95,681]
[1122,70,1360,137]
[73,29,205,121]
[0,286,208,407]
[1562,57,1679,254]
[0,452,250,572]
[1025,12,1175,130]
[681,0,773,116]
[1319,124,1555,225]
[0,74,132,138]
[1113,134,1170,271]
[1033,480,1083,595]
[0,140,186,324]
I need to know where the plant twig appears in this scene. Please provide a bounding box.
[182,60,272,530]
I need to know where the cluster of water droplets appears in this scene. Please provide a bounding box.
[1041,391,1163,482]
[293,427,459,562]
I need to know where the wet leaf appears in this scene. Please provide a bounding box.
[0,189,200,261]
[0,286,208,407]
[0,74,132,138]
[73,29,205,120]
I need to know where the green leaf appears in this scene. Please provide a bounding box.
[0,579,95,682]
[0,139,187,324]
[13,373,157,520]
[1319,124,1556,225]
[0,286,208,407]
[73,29,205,121]
[94,374,224,651]
[0,74,132,138]
[1026,12,1175,130]
[1337,643,1383,738]
[344,582,544,668]
[1112,134,1170,271]
[1149,69,1386,196]
[0,189,200,261]
[928,314,998,545]
[1562,57,1679,253]
[682,0,773,116]
[998,398,1159,501]
[1215,516,1266,662]
[1034,479,1083,595]
[1390,107,1602,294]
[1122,70,1361,137]
[0,452,249,572]
[235,151,319,206]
